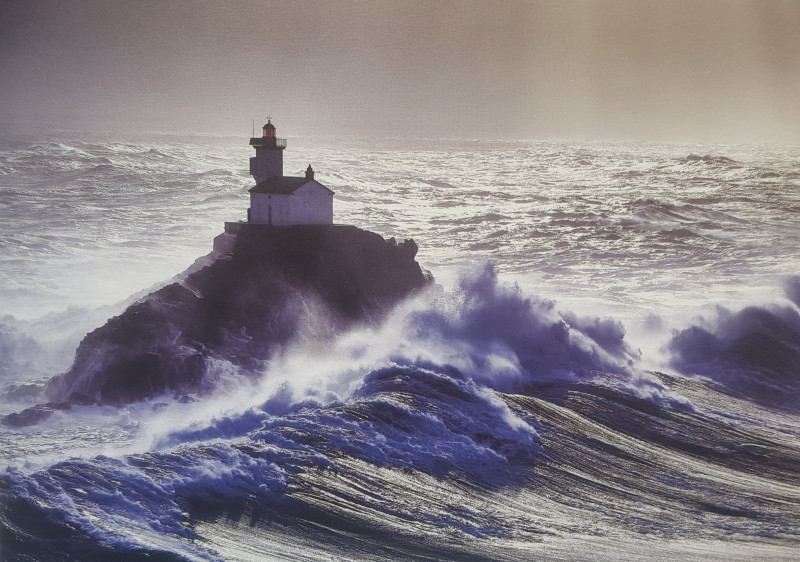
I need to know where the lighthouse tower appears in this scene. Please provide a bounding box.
[249,119,286,183]
[246,119,334,226]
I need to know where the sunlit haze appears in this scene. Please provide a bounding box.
[2,0,799,143]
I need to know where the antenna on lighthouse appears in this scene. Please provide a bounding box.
[252,119,255,137]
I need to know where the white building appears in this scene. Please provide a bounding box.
[247,120,334,225]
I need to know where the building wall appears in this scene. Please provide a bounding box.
[250,182,333,225]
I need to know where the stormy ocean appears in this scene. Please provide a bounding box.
[1,132,799,561]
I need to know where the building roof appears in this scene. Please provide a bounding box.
[249,176,335,195]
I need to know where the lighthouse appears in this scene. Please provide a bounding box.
[247,120,334,226]
[249,119,285,183]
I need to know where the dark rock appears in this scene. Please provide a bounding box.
[44,225,433,405]
[2,401,71,427]
[67,392,97,405]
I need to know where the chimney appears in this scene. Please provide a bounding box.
[306,164,315,181]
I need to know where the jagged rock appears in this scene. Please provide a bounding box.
[44,225,433,405]
[2,401,72,427]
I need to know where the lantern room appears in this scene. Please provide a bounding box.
[262,120,276,138]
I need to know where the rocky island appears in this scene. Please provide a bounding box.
[42,225,432,406]
[4,121,434,423]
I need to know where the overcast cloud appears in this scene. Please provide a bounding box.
[1,0,798,143]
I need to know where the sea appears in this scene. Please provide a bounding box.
[1,132,799,560]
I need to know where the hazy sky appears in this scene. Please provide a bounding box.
[1,0,799,143]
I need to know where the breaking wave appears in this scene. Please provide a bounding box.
[668,276,800,407]
[9,266,800,560]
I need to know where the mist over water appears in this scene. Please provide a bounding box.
[1,133,799,560]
